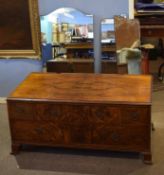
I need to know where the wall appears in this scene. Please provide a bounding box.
[0,0,129,97]
[0,59,42,97]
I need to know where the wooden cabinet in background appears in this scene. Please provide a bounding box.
[64,42,116,59]
[46,59,117,73]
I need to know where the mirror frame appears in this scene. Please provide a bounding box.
[0,0,41,59]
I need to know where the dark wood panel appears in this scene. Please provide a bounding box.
[47,61,73,73]
[90,105,121,125]
[0,0,41,58]
[121,106,150,125]
[47,59,117,73]
[7,101,36,120]
[11,121,67,144]
[91,125,150,150]
[141,28,164,37]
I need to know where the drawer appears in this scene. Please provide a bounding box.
[36,103,63,121]
[90,105,121,125]
[122,126,150,149]
[141,28,164,37]
[92,125,150,150]
[121,106,150,125]
[8,101,36,120]
[92,125,123,145]
[11,121,67,144]
[37,103,90,124]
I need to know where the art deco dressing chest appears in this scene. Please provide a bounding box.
[7,73,152,163]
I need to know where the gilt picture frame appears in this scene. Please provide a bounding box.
[0,0,41,58]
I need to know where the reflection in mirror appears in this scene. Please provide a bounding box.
[101,19,117,73]
[40,8,94,72]
[114,16,141,74]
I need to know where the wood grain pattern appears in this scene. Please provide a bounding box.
[8,73,152,105]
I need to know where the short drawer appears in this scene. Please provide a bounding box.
[121,106,150,125]
[8,101,36,120]
[90,105,121,125]
[92,125,150,151]
[92,125,123,145]
[11,121,67,144]
[37,103,90,124]
[36,103,63,121]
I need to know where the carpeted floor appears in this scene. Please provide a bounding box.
[0,91,164,175]
[152,73,164,92]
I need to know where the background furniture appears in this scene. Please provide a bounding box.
[7,73,152,164]
[46,59,117,73]
[135,13,164,77]
[114,16,141,74]
[62,42,116,59]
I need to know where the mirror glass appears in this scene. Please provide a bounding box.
[101,19,117,73]
[40,8,94,68]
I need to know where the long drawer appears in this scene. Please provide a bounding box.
[11,120,92,145]
[11,120,150,151]
[8,101,150,126]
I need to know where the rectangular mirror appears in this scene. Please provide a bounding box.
[0,0,41,58]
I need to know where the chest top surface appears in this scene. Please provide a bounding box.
[8,73,152,105]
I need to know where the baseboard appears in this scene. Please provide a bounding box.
[0,97,7,104]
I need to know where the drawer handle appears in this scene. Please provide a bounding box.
[15,108,25,114]
[111,132,120,142]
[96,111,103,118]
[48,110,60,117]
[35,128,44,134]
[131,113,139,121]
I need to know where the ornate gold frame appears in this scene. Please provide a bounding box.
[0,0,41,59]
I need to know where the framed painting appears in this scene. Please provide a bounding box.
[0,0,41,58]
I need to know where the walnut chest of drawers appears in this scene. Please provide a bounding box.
[7,73,152,163]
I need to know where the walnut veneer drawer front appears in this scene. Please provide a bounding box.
[92,125,149,150]
[121,106,150,125]
[11,121,92,145]
[8,102,36,120]
[37,103,91,124]
[90,105,121,125]
[11,121,67,144]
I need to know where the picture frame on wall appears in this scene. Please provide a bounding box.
[0,0,41,58]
